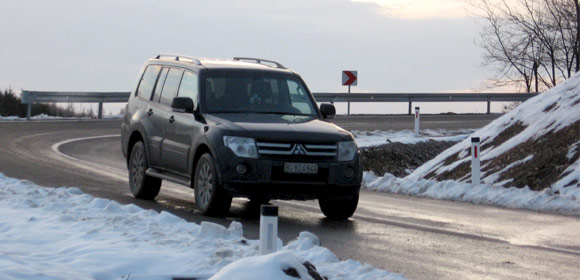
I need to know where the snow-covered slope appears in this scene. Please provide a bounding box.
[409,73,580,193]
[362,73,579,215]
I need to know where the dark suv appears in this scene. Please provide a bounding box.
[121,54,362,219]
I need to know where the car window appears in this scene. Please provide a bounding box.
[152,67,169,102]
[159,68,184,106]
[136,65,161,100]
[287,80,312,114]
[204,71,317,116]
[177,71,198,105]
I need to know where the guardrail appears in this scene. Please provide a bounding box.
[21,90,131,120]
[314,92,538,114]
[20,90,538,120]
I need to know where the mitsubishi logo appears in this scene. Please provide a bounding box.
[290,144,307,155]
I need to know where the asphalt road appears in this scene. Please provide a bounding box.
[0,117,578,280]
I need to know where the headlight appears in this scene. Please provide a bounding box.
[338,141,357,161]
[223,136,257,158]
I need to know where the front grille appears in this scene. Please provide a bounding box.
[256,141,337,157]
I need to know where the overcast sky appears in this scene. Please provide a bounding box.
[0,0,499,113]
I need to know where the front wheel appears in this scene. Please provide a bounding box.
[128,141,161,200]
[319,194,359,220]
[194,153,232,216]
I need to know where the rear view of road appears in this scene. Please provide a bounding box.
[0,117,578,279]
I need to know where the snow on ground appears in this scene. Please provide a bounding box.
[352,129,473,148]
[362,73,580,216]
[0,173,404,280]
[409,73,580,184]
[363,172,580,216]
[0,114,123,121]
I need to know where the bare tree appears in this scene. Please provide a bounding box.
[468,0,579,92]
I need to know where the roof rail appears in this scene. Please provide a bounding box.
[233,57,286,69]
[155,54,202,65]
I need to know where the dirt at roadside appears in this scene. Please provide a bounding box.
[360,140,457,177]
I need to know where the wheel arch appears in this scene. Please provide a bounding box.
[126,129,149,169]
[190,143,223,189]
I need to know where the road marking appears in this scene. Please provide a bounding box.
[51,134,128,182]
[51,134,193,198]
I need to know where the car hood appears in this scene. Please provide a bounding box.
[205,113,352,142]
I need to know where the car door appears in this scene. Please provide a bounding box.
[154,67,184,169]
[145,67,169,167]
[163,70,199,175]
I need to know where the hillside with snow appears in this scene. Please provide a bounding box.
[363,73,580,215]
[409,73,580,192]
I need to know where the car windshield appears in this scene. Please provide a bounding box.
[203,70,318,116]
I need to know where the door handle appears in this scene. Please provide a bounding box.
[146,108,153,116]
[168,115,175,123]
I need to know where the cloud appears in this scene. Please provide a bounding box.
[351,0,468,19]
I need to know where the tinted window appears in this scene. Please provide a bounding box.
[177,71,198,104]
[203,71,316,116]
[159,68,184,106]
[287,80,313,114]
[136,65,161,100]
[152,67,169,102]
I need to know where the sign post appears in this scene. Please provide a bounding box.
[342,71,358,115]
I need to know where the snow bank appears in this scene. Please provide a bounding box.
[359,73,580,214]
[409,73,580,188]
[0,114,123,121]
[0,173,404,280]
[363,171,580,216]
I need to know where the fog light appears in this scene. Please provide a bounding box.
[345,167,354,178]
[236,164,247,174]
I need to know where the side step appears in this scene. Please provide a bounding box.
[146,168,191,187]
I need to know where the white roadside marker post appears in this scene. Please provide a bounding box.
[414,107,421,136]
[471,137,481,187]
[260,205,278,255]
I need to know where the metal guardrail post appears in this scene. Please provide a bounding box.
[98,102,103,119]
[487,100,491,114]
[408,100,412,115]
[27,104,31,121]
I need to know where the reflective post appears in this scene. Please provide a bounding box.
[414,107,420,136]
[471,137,481,187]
[260,205,278,255]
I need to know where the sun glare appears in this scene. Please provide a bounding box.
[352,0,468,19]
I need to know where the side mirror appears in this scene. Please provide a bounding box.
[171,97,194,113]
[320,103,336,119]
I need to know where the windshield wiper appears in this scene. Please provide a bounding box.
[210,110,247,114]
[253,111,313,117]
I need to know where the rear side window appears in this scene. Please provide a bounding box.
[136,65,161,100]
[177,71,199,104]
[159,68,184,106]
[152,68,169,102]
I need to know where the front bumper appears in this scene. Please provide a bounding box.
[215,147,362,200]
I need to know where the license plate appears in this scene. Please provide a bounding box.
[283,163,318,174]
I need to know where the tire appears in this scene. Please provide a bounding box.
[194,153,232,216]
[319,194,359,220]
[128,141,161,200]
